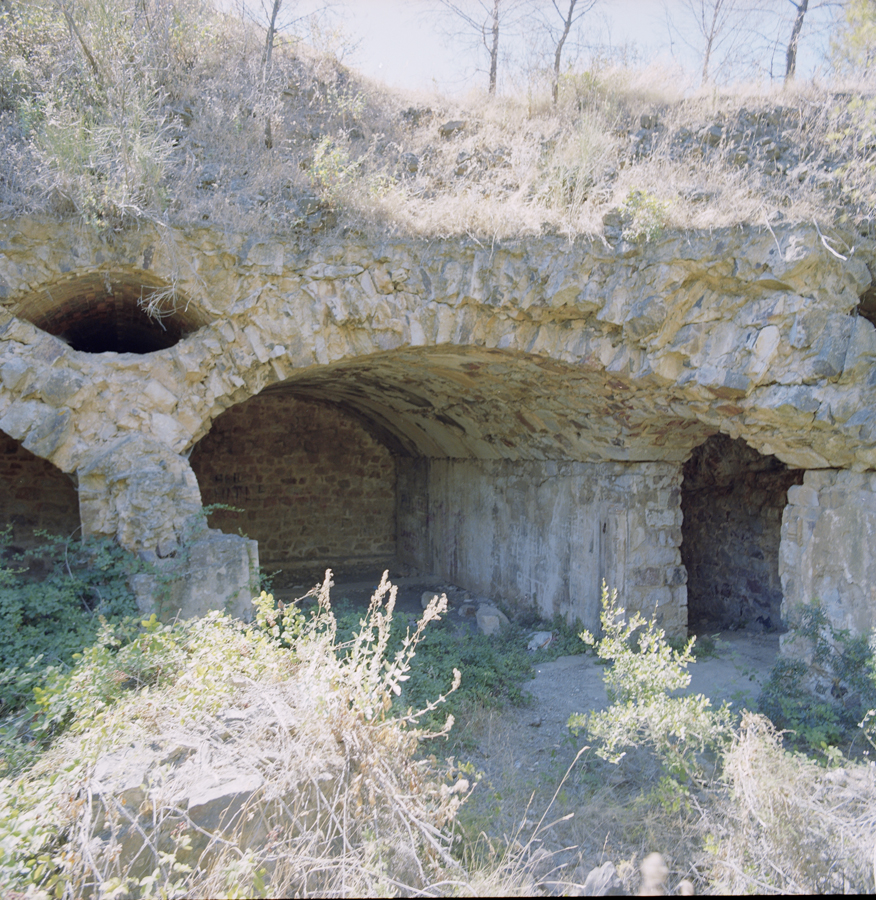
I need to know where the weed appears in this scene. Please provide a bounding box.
[569,582,731,782]
[620,188,671,242]
[759,599,876,752]
[0,528,141,718]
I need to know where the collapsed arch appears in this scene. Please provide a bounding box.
[10,271,210,354]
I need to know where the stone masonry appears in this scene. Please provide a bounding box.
[1,216,876,642]
[682,434,803,629]
[0,431,80,550]
[190,392,396,569]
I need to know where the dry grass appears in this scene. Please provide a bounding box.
[1,2,874,242]
[2,568,875,895]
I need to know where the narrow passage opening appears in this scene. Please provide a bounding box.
[681,433,803,632]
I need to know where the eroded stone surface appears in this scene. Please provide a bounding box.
[780,470,876,638]
[1,219,874,474]
[2,217,875,638]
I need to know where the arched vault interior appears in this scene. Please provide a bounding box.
[192,347,702,633]
[681,434,803,632]
[0,428,80,554]
[259,346,715,462]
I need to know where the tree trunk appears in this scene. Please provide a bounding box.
[262,0,282,83]
[552,0,577,104]
[262,0,282,149]
[785,0,808,82]
[488,0,500,94]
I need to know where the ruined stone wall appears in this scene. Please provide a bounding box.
[780,471,876,637]
[0,431,80,549]
[682,435,803,629]
[190,393,396,569]
[398,458,686,634]
[2,217,876,642]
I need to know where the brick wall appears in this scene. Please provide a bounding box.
[190,393,397,569]
[0,432,81,549]
[681,434,803,629]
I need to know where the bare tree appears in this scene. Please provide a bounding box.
[784,0,809,80]
[783,0,842,81]
[435,0,528,94]
[532,0,600,103]
[666,0,781,85]
[262,0,283,83]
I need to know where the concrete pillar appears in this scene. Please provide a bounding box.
[780,470,876,646]
[77,434,259,621]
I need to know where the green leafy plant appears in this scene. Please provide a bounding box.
[621,188,671,242]
[569,582,731,781]
[759,599,876,752]
[309,136,360,201]
[0,528,142,717]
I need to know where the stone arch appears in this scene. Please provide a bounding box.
[9,270,210,354]
[0,427,80,553]
[680,433,804,632]
[189,346,710,629]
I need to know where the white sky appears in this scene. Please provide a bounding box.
[216,1,838,94]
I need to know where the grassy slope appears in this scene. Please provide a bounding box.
[1,1,874,243]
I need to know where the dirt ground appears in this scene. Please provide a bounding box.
[276,566,780,889]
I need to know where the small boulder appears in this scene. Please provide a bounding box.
[476,603,510,636]
[581,860,626,895]
[527,631,553,652]
[703,123,723,146]
[421,591,439,609]
[439,119,465,138]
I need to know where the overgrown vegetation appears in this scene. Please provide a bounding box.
[759,598,876,752]
[570,582,732,782]
[1,530,875,895]
[258,587,586,738]
[561,582,876,894]
[0,554,594,898]
[0,0,874,241]
[0,527,141,720]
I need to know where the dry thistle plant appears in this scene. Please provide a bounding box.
[1,572,487,898]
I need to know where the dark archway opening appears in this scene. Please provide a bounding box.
[190,390,398,588]
[681,433,803,632]
[0,430,81,557]
[13,272,206,354]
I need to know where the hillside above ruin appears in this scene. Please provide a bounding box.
[1,2,875,242]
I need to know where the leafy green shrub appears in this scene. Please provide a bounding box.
[569,582,731,781]
[0,529,141,717]
[759,600,876,752]
[621,188,671,242]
